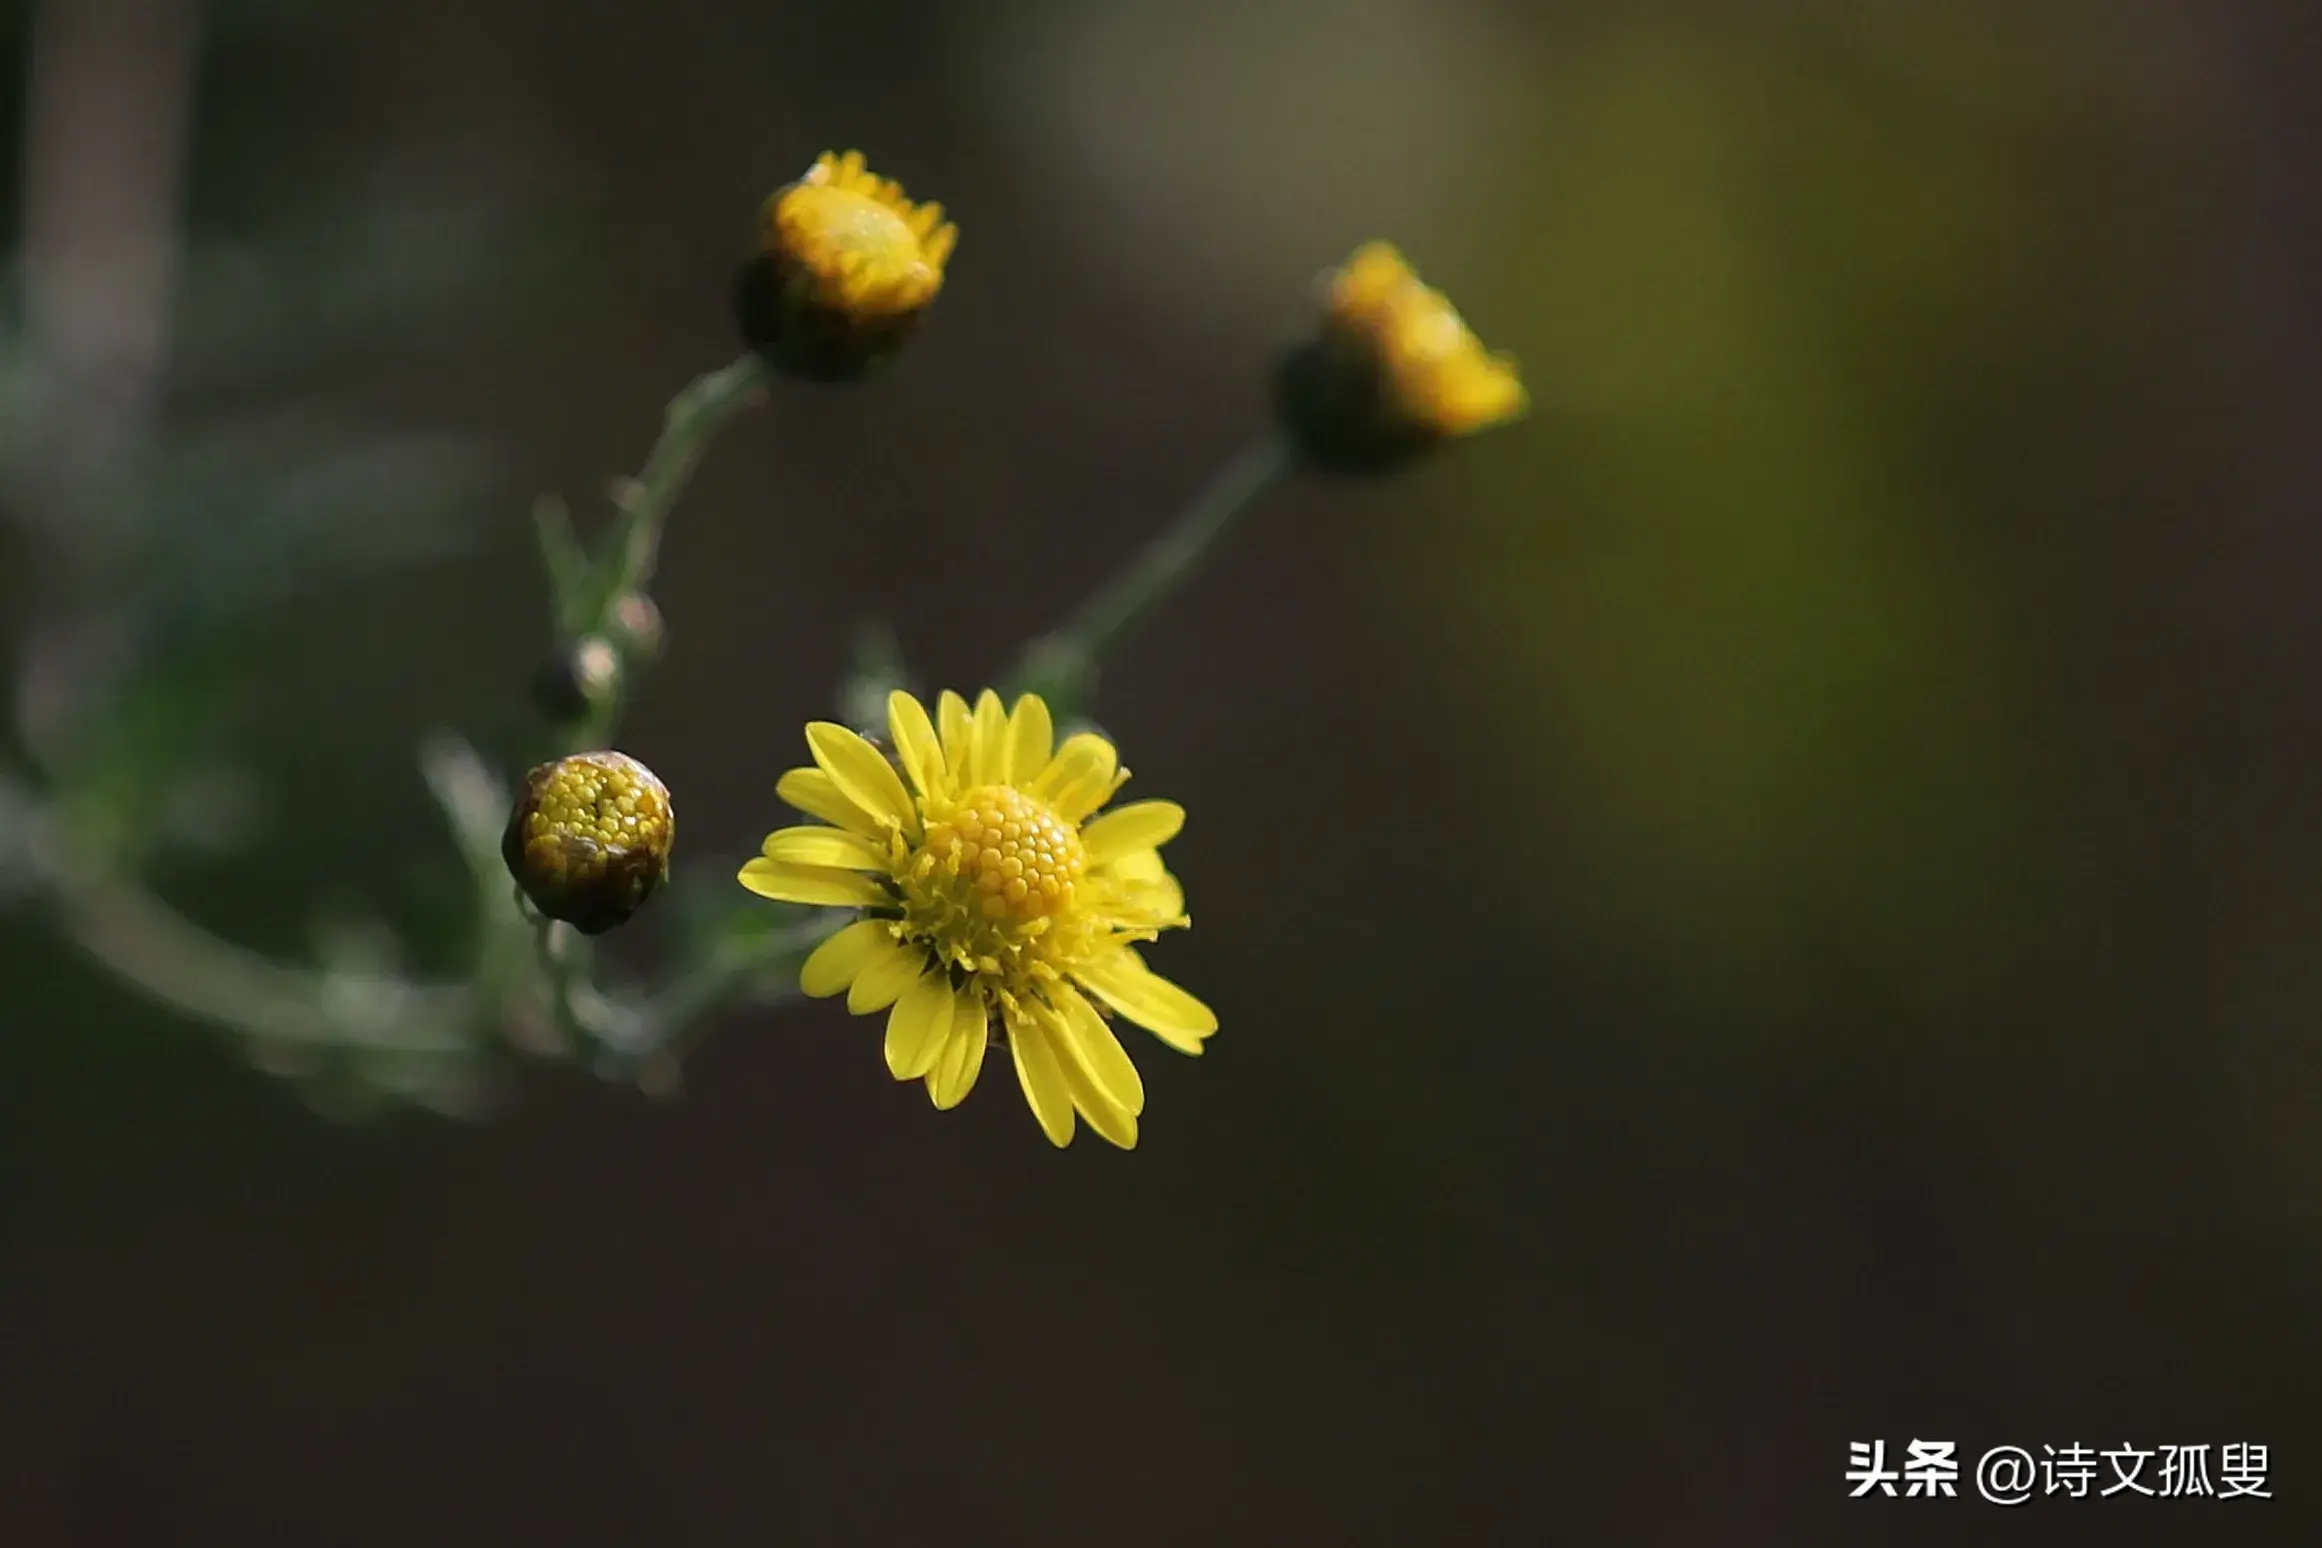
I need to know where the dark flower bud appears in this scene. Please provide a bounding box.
[502,751,674,935]
[531,636,622,725]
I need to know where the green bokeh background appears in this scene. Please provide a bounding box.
[2,1,2316,1542]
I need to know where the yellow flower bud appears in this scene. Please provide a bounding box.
[1276,242,1525,472]
[502,751,674,935]
[734,150,958,381]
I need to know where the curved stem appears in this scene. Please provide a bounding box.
[545,353,771,758]
[596,354,770,618]
[52,866,473,1054]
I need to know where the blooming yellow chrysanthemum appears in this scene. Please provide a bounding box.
[1278,240,1525,469]
[737,689,1214,1148]
[735,150,958,380]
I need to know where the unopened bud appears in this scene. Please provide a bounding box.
[1275,242,1524,473]
[734,150,957,381]
[502,751,674,935]
[531,636,622,724]
[609,592,665,661]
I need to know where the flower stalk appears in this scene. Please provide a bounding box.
[603,354,771,605]
[540,353,771,754]
[1013,432,1297,718]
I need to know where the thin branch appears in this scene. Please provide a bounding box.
[600,353,771,613]
[51,866,474,1054]
[1011,432,1296,714]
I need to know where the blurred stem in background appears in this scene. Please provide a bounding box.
[18,0,199,559]
[52,864,472,1054]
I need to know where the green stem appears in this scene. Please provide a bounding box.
[644,916,833,1035]
[540,354,770,761]
[557,914,832,1094]
[593,353,771,624]
[51,864,473,1054]
[532,913,590,1044]
[1013,432,1295,711]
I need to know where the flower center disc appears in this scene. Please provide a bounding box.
[916,783,1086,929]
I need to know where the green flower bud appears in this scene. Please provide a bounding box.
[502,751,674,935]
[530,636,622,725]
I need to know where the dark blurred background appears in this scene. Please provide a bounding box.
[2,0,2319,1542]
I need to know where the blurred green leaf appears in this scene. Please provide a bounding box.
[531,494,587,633]
[141,423,498,632]
[171,158,573,393]
[0,771,41,904]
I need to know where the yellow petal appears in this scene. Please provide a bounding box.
[1443,360,1524,429]
[1110,847,1168,883]
[887,690,945,797]
[937,690,973,779]
[737,859,888,908]
[1029,732,1117,818]
[970,688,1010,786]
[806,721,915,832]
[1007,1005,1076,1146]
[1055,1042,1138,1149]
[761,825,887,870]
[1073,947,1216,1055]
[846,938,928,1013]
[799,918,896,998]
[1058,769,1129,824]
[928,989,990,1110]
[1108,848,1187,924]
[1007,694,1054,786]
[777,766,880,838]
[1080,800,1185,867]
[883,972,954,1079]
[1052,988,1145,1116]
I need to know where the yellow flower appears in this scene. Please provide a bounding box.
[1277,240,1525,470]
[734,150,959,380]
[737,690,1213,1148]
